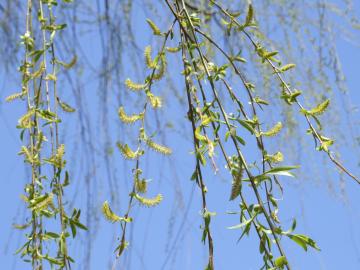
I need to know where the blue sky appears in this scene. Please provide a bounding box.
[1,1,360,269]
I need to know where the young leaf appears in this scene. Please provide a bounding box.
[245,4,254,26]
[115,240,129,257]
[57,55,77,69]
[228,214,256,230]
[264,165,299,177]
[229,165,243,201]
[286,233,320,251]
[29,193,54,211]
[57,98,76,113]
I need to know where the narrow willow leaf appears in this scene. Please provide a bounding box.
[304,99,330,116]
[134,193,163,207]
[102,201,122,223]
[228,214,256,230]
[254,97,269,105]
[237,119,255,134]
[118,107,144,124]
[57,97,76,113]
[318,135,334,152]
[13,222,31,230]
[245,4,254,26]
[144,46,157,69]
[264,165,299,177]
[261,122,282,137]
[145,138,172,155]
[115,240,129,257]
[146,19,162,36]
[43,232,60,240]
[278,63,296,72]
[116,142,143,160]
[229,170,243,201]
[57,55,77,69]
[36,109,59,123]
[43,255,63,266]
[124,78,147,91]
[230,177,241,201]
[286,233,320,251]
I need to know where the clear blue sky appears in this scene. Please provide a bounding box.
[1,1,360,269]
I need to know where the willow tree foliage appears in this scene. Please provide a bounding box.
[1,0,360,269]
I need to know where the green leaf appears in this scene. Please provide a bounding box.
[245,4,254,26]
[286,233,320,251]
[29,193,54,211]
[43,232,60,239]
[43,255,64,266]
[57,98,76,113]
[228,214,256,230]
[264,166,299,177]
[115,240,129,257]
[237,119,255,134]
[57,55,77,69]
[229,166,243,201]
[72,219,88,231]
